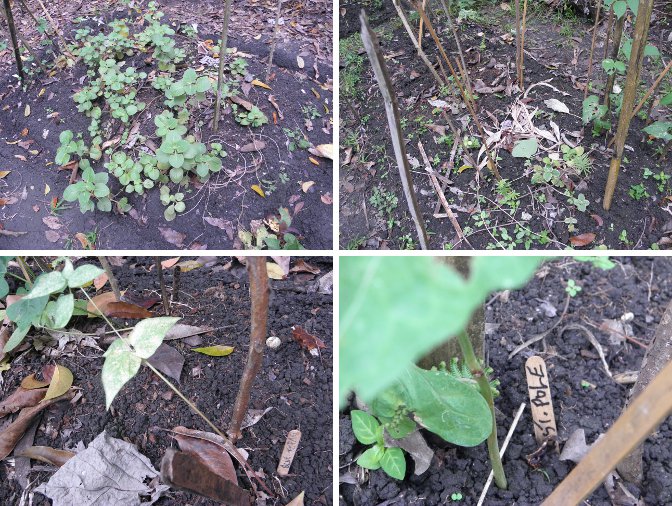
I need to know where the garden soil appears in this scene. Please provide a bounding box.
[0,256,333,505]
[339,1,672,250]
[340,257,672,505]
[0,0,333,249]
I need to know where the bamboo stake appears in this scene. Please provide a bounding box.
[265,0,282,81]
[155,257,171,316]
[0,4,49,74]
[213,0,233,132]
[361,10,429,249]
[518,0,528,87]
[2,0,25,82]
[584,0,603,100]
[413,3,500,178]
[603,6,614,61]
[603,0,654,210]
[630,59,672,120]
[438,0,471,94]
[515,0,521,86]
[228,257,269,441]
[542,356,672,505]
[418,0,427,48]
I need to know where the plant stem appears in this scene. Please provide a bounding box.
[16,257,33,287]
[98,256,120,301]
[228,257,269,441]
[213,0,233,132]
[584,0,602,101]
[603,12,625,111]
[265,0,283,81]
[155,257,171,316]
[456,330,507,489]
[2,0,25,82]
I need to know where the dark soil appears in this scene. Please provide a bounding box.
[0,0,333,250]
[340,257,672,505]
[339,1,672,250]
[0,256,333,505]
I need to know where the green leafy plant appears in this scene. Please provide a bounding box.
[55,130,86,166]
[238,208,304,250]
[569,193,590,212]
[283,128,311,152]
[565,279,582,297]
[3,258,103,353]
[159,186,186,221]
[163,68,211,107]
[629,183,649,201]
[62,161,111,213]
[350,410,406,479]
[235,106,268,128]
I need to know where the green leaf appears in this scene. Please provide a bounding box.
[582,95,607,125]
[41,293,74,329]
[644,44,659,58]
[643,121,672,141]
[7,295,49,326]
[67,264,104,288]
[0,257,10,299]
[380,447,406,479]
[625,0,638,12]
[195,76,211,93]
[396,364,492,446]
[59,130,73,144]
[4,324,31,353]
[191,345,235,356]
[340,257,541,405]
[102,338,141,409]
[351,410,381,444]
[511,138,538,158]
[613,0,626,18]
[356,445,383,470]
[661,92,672,107]
[169,153,185,168]
[97,198,112,213]
[127,316,180,359]
[387,416,416,439]
[62,183,81,202]
[24,272,67,299]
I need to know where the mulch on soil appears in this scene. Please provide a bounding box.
[340,257,672,505]
[339,1,672,250]
[0,256,333,505]
[0,0,333,250]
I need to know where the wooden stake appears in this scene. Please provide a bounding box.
[630,59,672,120]
[155,257,171,316]
[518,0,528,87]
[98,256,121,301]
[603,0,654,210]
[228,257,269,440]
[361,10,429,249]
[584,0,603,101]
[603,13,625,111]
[2,0,25,82]
[213,0,233,132]
[515,0,521,86]
[542,356,672,505]
[265,0,283,81]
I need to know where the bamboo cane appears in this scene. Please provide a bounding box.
[213,0,233,132]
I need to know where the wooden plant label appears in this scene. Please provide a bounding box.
[525,356,558,445]
[277,429,301,476]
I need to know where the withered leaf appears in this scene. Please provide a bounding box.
[291,326,326,351]
[159,227,186,248]
[16,446,75,467]
[172,430,238,485]
[0,387,47,418]
[147,343,184,383]
[105,301,154,319]
[569,233,596,247]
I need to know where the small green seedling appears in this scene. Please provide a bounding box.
[565,279,581,297]
[451,492,463,501]
[351,410,406,480]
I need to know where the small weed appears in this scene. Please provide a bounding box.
[565,279,581,297]
[629,183,649,201]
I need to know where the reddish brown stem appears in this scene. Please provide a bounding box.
[155,257,171,316]
[228,257,269,442]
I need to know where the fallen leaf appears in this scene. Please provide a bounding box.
[175,260,204,272]
[44,184,50,195]
[94,272,109,291]
[569,233,596,247]
[240,407,273,430]
[309,157,320,166]
[229,95,254,111]
[16,446,75,467]
[312,144,334,160]
[24,105,30,117]
[291,326,326,351]
[251,79,271,90]
[158,227,186,248]
[43,365,73,402]
[159,257,180,269]
[20,128,28,137]
[38,88,45,97]
[147,343,184,383]
[74,232,92,249]
[172,430,237,485]
[545,99,570,114]
[191,345,234,357]
[21,365,56,389]
[164,324,214,341]
[42,216,62,230]
[321,193,333,205]
[203,217,234,239]
[0,171,10,178]
[0,387,47,418]
[239,140,266,153]
[0,390,74,460]
[251,185,265,197]
[45,230,61,243]
[290,259,320,274]
[105,301,154,319]
[266,262,286,280]
[296,56,304,69]
[14,155,27,162]
[287,491,305,506]
[270,256,290,275]
[591,214,604,227]
[86,291,122,316]
[301,181,315,193]
[35,431,168,504]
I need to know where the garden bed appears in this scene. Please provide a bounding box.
[340,256,672,504]
[339,1,671,250]
[0,0,333,249]
[0,256,333,505]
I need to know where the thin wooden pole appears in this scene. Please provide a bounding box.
[213,0,233,132]
[2,0,25,82]
[603,0,654,210]
[361,10,429,249]
[265,0,282,80]
[518,0,528,87]
[228,257,269,441]
[630,59,672,120]
[98,256,121,301]
[584,0,603,100]
[603,13,625,111]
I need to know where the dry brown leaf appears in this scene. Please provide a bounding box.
[569,233,596,247]
[229,95,254,111]
[94,272,109,291]
[21,365,55,390]
[172,431,238,485]
[291,326,326,351]
[239,140,266,153]
[0,390,75,460]
[42,365,73,402]
[16,446,75,467]
[158,228,186,248]
[290,259,320,275]
[286,491,305,506]
[0,387,47,418]
[105,301,154,319]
